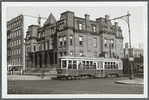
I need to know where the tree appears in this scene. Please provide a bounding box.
[137,42,144,49]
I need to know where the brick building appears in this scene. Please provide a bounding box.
[25,11,124,70]
[7,15,25,70]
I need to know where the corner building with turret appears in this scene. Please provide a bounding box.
[25,11,124,70]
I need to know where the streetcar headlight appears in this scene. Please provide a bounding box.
[57,69,61,73]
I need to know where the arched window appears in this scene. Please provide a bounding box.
[34,43,36,51]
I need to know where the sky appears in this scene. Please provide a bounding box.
[5,2,147,48]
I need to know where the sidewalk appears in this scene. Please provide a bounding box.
[7,75,53,80]
[115,78,144,85]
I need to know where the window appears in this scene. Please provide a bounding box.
[70,35,73,45]
[60,52,62,57]
[19,58,20,64]
[104,39,107,47]
[60,37,62,46]
[34,43,36,51]
[11,41,13,47]
[17,40,18,45]
[16,59,18,64]
[93,25,96,32]
[79,36,83,45]
[12,50,13,55]
[38,34,41,38]
[17,49,18,54]
[111,40,114,48]
[42,32,45,37]
[12,59,13,64]
[62,60,67,68]
[68,60,73,69]
[47,41,49,49]
[64,52,67,56]
[10,34,11,38]
[16,31,18,36]
[19,39,21,45]
[19,49,20,54]
[80,52,83,56]
[105,52,107,58]
[79,23,83,30]
[38,43,41,51]
[64,36,66,45]
[70,51,73,56]
[14,41,16,46]
[94,38,97,47]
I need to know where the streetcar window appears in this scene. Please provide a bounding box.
[113,62,115,69]
[78,61,83,69]
[93,62,96,69]
[90,61,93,69]
[108,62,110,69]
[111,62,113,69]
[68,60,72,69]
[62,60,67,68]
[82,61,86,69]
[73,60,77,69]
[105,62,107,69]
[86,61,89,69]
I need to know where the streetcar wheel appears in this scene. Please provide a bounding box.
[75,76,79,80]
[66,77,68,80]
[79,76,82,79]
[86,76,89,79]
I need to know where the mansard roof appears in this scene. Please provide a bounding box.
[44,13,56,25]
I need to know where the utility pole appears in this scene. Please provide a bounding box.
[110,11,134,79]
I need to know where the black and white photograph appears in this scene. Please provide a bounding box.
[2,1,148,99]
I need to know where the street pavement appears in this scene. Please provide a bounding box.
[7,75,144,94]
[7,75,52,80]
[7,74,144,85]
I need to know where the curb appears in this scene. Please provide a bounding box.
[115,80,144,85]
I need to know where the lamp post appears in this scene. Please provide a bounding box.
[109,11,134,79]
[127,11,134,79]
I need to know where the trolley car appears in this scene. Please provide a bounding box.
[57,56,123,79]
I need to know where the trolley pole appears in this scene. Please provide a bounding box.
[109,11,134,79]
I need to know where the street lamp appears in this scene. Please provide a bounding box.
[110,11,134,79]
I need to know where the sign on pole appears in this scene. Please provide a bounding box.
[129,57,134,61]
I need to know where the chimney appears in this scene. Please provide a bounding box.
[115,22,118,27]
[125,43,129,48]
[105,15,110,21]
[85,13,90,21]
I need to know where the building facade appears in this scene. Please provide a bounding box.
[25,11,124,70]
[123,43,144,58]
[7,15,25,70]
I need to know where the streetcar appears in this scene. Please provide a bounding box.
[57,56,123,79]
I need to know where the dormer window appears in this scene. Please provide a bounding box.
[79,23,83,30]
[38,33,41,38]
[92,25,96,32]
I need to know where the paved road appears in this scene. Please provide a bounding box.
[8,77,143,94]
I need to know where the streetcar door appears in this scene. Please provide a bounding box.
[96,61,103,77]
